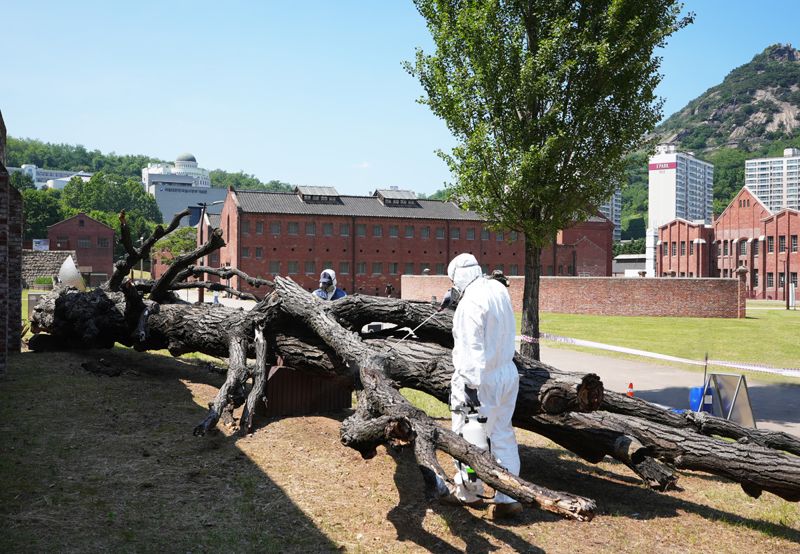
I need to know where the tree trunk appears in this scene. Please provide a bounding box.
[520,241,542,360]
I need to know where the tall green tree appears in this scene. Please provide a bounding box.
[408,0,690,359]
[9,171,35,191]
[21,189,64,239]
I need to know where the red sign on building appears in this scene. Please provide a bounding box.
[648,162,677,171]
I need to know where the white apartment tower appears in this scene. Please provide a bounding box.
[744,148,800,211]
[598,187,622,242]
[645,144,714,276]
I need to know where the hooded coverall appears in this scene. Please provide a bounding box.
[448,253,520,504]
[313,269,347,300]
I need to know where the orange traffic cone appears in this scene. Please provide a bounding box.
[626,383,634,397]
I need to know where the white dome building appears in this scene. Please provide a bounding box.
[142,153,211,189]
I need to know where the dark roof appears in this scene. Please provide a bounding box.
[176,153,196,162]
[207,213,221,228]
[234,190,483,221]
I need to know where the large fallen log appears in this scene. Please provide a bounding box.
[272,276,597,520]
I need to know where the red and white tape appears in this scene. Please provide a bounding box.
[516,333,800,378]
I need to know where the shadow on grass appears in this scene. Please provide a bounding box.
[0,348,339,553]
[515,443,800,543]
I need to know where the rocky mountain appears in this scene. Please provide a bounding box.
[621,44,800,239]
[658,44,800,151]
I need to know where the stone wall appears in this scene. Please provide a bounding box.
[22,249,78,288]
[401,274,743,318]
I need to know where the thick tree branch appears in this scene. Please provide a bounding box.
[149,228,225,302]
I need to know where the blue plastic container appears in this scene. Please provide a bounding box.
[689,386,713,413]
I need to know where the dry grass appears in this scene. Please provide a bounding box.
[1,347,799,553]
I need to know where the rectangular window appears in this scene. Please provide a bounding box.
[405,226,414,238]
[372,262,382,275]
[435,227,445,239]
[481,229,490,240]
[384,262,396,275]
[322,261,333,272]
[420,262,431,273]
[451,227,460,240]
[340,223,350,236]
[510,231,518,241]
[671,242,676,256]
[723,241,728,255]
[791,235,798,253]
[689,242,694,255]
[509,264,518,275]
[767,272,774,288]
[287,222,299,235]
[373,225,383,237]
[97,237,110,248]
[77,237,91,248]
[305,261,316,274]
[210,253,219,265]
[662,243,668,256]
[241,247,250,258]
[435,263,446,275]
[496,231,504,242]
[356,262,367,275]
[270,221,281,235]
[388,225,399,238]
[306,222,316,236]
[546,265,554,276]
[752,269,758,287]
[779,272,786,287]
[255,247,263,259]
[740,241,746,256]
[242,221,250,234]
[323,223,333,236]
[680,241,686,255]
[78,219,85,227]
[269,260,280,274]
[466,228,475,240]
[421,226,430,239]
[779,235,786,252]
[287,261,299,274]
[356,224,366,237]
[768,236,775,253]
[256,222,263,234]
[404,262,414,274]
[792,272,798,288]
[753,240,759,256]
[339,261,350,275]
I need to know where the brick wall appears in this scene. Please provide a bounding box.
[402,274,743,318]
[1,163,23,374]
[21,250,78,288]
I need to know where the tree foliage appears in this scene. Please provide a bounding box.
[21,189,64,239]
[153,226,198,265]
[409,0,690,358]
[9,171,35,191]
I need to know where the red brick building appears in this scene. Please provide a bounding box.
[656,218,715,277]
[208,187,613,296]
[658,186,800,300]
[48,213,115,278]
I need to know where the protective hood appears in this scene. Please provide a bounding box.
[320,269,337,294]
[447,253,482,294]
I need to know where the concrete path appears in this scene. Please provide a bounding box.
[541,345,800,438]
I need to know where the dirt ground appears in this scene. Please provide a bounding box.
[1,348,799,553]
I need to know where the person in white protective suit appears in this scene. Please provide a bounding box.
[313,269,346,300]
[446,253,522,519]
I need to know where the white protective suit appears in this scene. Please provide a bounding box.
[448,253,520,504]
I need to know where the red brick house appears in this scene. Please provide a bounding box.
[656,218,715,277]
[658,186,799,300]
[48,213,115,278]
[210,187,613,296]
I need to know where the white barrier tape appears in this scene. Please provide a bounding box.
[518,333,800,379]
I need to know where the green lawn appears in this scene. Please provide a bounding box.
[537,307,800,369]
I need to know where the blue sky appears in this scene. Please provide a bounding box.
[2,1,799,195]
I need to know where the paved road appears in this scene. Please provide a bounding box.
[541,345,800,438]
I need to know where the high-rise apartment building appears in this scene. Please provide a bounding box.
[645,144,714,276]
[598,187,622,242]
[744,148,800,211]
